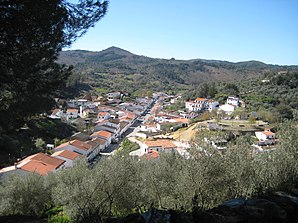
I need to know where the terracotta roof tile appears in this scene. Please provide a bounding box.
[20,160,58,176]
[173,118,189,123]
[66,108,78,113]
[263,131,275,136]
[52,150,80,160]
[18,153,65,176]
[144,140,177,149]
[195,98,207,101]
[30,153,65,166]
[91,130,112,139]
[69,140,92,151]
[91,137,107,145]
[141,150,159,160]
[98,111,108,117]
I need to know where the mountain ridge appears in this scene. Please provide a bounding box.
[58,46,298,93]
[61,46,298,66]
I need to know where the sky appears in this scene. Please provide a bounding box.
[68,0,298,65]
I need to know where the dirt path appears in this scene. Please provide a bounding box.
[172,123,198,141]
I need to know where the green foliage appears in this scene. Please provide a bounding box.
[238,72,298,121]
[35,138,46,150]
[1,122,298,220]
[115,139,140,157]
[52,158,136,222]
[45,206,71,223]
[197,82,218,98]
[0,174,51,216]
[164,99,185,111]
[0,0,108,133]
[58,47,298,97]
[223,83,239,96]
[0,118,76,166]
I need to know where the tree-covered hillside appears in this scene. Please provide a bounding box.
[58,47,298,93]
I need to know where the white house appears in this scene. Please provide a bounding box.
[49,109,63,119]
[66,108,79,119]
[219,104,236,115]
[142,140,177,154]
[255,129,275,141]
[97,111,110,120]
[227,97,240,107]
[90,130,113,146]
[51,150,80,168]
[186,98,219,112]
[106,91,121,100]
[205,99,219,111]
[185,98,207,112]
[87,138,107,152]
[54,140,94,160]
[1,153,65,179]
[140,123,161,133]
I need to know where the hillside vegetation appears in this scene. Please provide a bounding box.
[0,122,297,222]
[58,47,298,94]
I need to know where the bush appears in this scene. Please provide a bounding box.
[0,173,51,216]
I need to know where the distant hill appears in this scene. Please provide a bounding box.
[58,46,298,93]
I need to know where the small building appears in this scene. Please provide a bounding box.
[185,98,219,112]
[90,130,113,145]
[140,150,159,160]
[97,111,110,120]
[227,96,240,107]
[143,140,177,153]
[206,99,219,111]
[88,138,107,151]
[140,123,161,133]
[54,140,93,160]
[66,108,79,119]
[219,104,235,115]
[1,153,65,179]
[51,150,81,168]
[106,91,122,100]
[255,129,275,141]
[49,109,63,119]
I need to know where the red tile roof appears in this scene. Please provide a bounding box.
[141,150,159,160]
[51,150,80,160]
[195,98,207,101]
[91,130,112,139]
[29,153,65,166]
[91,137,107,145]
[173,118,189,123]
[66,108,78,113]
[70,140,92,151]
[263,131,275,136]
[18,153,65,176]
[20,160,58,176]
[51,109,61,115]
[55,140,92,151]
[144,140,177,149]
[98,111,108,117]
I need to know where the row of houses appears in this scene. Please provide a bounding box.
[185,96,240,115]
[0,99,144,180]
[0,151,79,180]
[50,93,153,121]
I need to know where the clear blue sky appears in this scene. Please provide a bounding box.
[68,0,298,65]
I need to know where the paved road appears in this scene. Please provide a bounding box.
[101,121,141,153]
[97,98,158,154]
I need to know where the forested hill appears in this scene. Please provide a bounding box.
[58,46,298,92]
